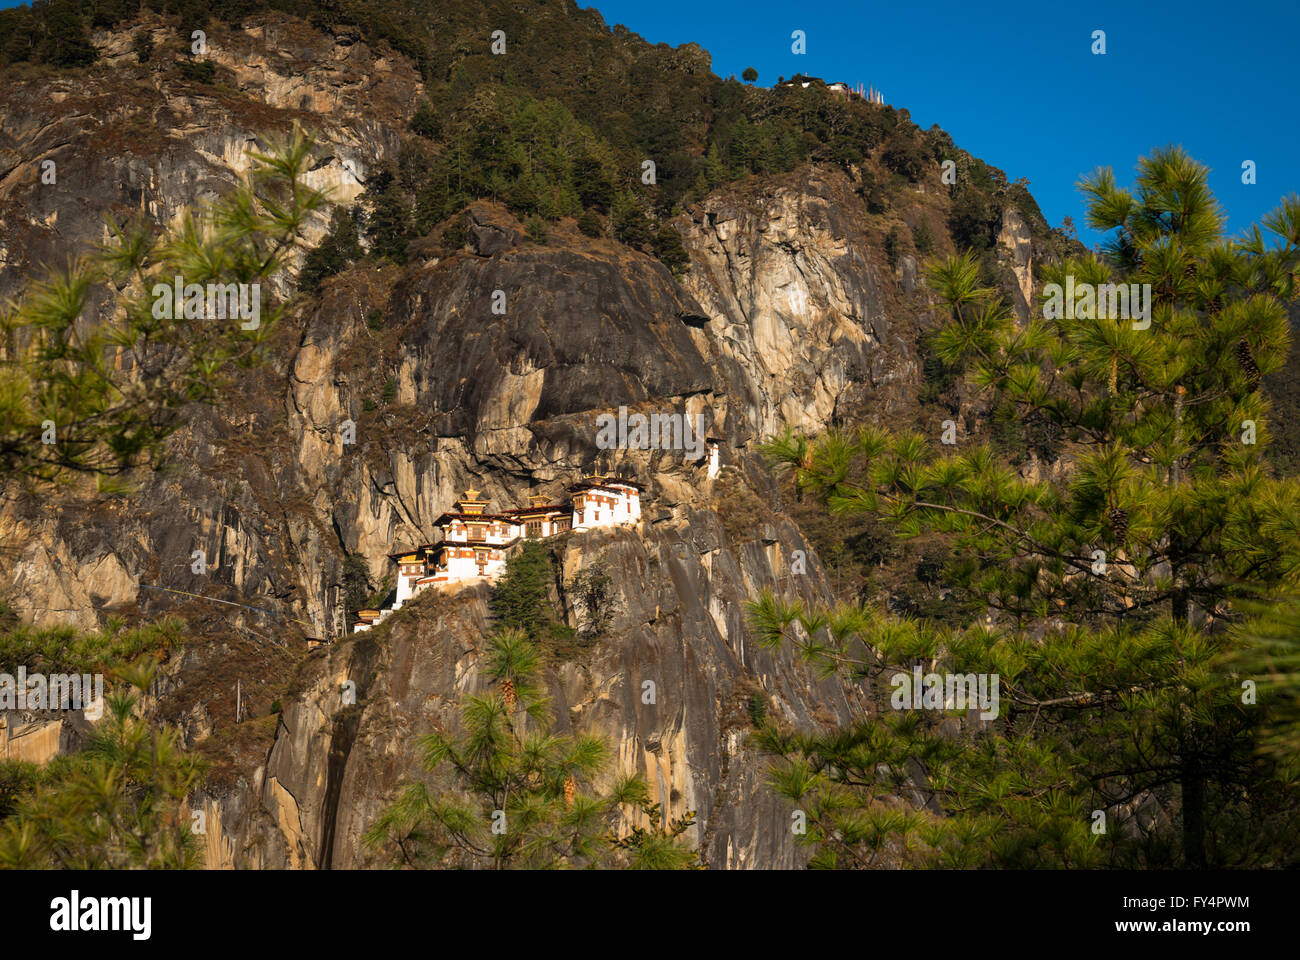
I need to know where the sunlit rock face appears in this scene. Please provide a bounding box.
[0,12,1047,869]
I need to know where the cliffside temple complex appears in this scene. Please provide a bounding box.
[353,474,644,632]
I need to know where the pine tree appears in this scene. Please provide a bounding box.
[363,628,700,869]
[299,206,363,293]
[612,194,654,251]
[37,3,95,68]
[704,141,727,188]
[0,124,326,489]
[409,99,439,139]
[1231,597,1300,763]
[652,223,689,273]
[0,657,205,869]
[753,146,1300,868]
[577,209,604,238]
[489,540,559,641]
[362,165,410,263]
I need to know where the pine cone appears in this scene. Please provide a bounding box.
[501,677,516,710]
[1107,506,1129,544]
[564,775,576,808]
[1237,339,1261,390]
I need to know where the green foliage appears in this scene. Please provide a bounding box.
[577,209,604,239]
[612,194,654,250]
[440,212,469,252]
[524,217,548,244]
[753,147,1300,869]
[1229,598,1300,762]
[409,99,439,139]
[364,628,699,869]
[912,217,934,255]
[0,1,1020,285]
[406,92,613,233]
[749,589,1299,868]
[177,57,216,84]
[299,207,363,292]
[916,327,960,410]
[0,0,98,67]
[881,130,926,182]
[0,762,40,820]
[0,616,184,676]
[362,166,410,264]
[607,799,700,869]
[713,111,805,181]
[490,541,559,642]
[365,577,392,610]
[0,0,1013,268]
[381,377,396,404]
[651,224,689,273]
[341,554,373,622]
[946,160,1003,251]
[948,179,999,251]
[0,124,325,489]
[0,658,206,869]
[883,225,903,270]
[913,544,946,586]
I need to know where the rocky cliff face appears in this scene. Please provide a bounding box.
[997,208,1035,321]
[0,14,1042,868]
[187,197,872,868]
[201,509,863,869]
[676,165,930,439]
[0,13,418,306]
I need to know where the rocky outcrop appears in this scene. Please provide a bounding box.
[0,13,419,305]
[997,207,1035,321]
[676,166,923,439]
[0,715,70,765]
[0,13,1043,869]
[204,498,861,870]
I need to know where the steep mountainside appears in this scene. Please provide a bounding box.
[0,8,1060,868]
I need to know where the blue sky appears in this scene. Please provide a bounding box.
[3,0,1294,247]
[589,0,1298,248]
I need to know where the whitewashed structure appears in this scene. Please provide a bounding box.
[352,474,643,633]
[569,475,643,530]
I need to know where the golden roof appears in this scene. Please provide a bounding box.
[456,487,490,514]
